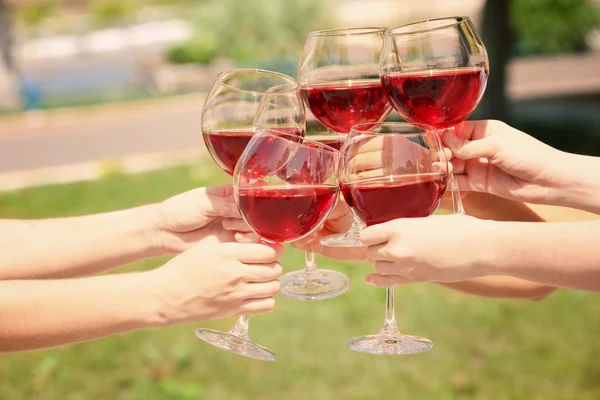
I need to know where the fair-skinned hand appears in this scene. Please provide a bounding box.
[149,184,253,254]
[443,120,576,206]
[150,241,284,324]
[360,214,491,286]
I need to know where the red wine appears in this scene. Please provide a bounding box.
[341,174,447,226]
[237,185,338,242]
[203,128,303,175]
[300,80,391,134]
[308,135,345,151]
[381,68,488,130]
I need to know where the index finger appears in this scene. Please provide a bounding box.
[359,223,391,246]
[226,242,284,264]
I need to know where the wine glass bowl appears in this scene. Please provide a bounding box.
[235,130,340,243]
[340,122,450,355]
[202,69,304,176]
[380,16,489,131]
[299,27,392,136]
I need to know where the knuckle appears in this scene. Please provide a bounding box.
[262,298,276,311]
[270,280,281,294]
[273,263,284,276]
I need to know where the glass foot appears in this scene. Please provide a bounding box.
[347,332,433,355]
[320,231,366,248]
[279,269,351,301]
[195,328,276,361]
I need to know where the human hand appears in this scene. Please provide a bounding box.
[360,214,492,286]
[150,241,284,324]
[149,184,253,254]
[443,120,573,206]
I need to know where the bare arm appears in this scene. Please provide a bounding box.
[0,241,284,353]
[481,220,600,292]
[438,277,556,300]
[438,192,556,300]
[0,184,249,280]
[0,206,159,280]
[0,272,163,352]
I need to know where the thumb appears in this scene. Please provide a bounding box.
[442,130,498,161]
[201,190,241,219]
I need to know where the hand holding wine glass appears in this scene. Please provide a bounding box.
[196,129,341,361]
[152,241,283,323]
[442,120,600,211]
[360,214,489,286]
[154,184,254,253]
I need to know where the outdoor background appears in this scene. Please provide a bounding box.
[0,0,599,399]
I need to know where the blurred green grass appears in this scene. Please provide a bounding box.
[1,162,599,400]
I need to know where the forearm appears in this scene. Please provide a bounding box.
[0,206,161,280]
[438,277,556,300]
[481,220,600,292]
[462,192,545,222]
[0,272,165,352]
[437,195,557,298]
[552,152,600,214]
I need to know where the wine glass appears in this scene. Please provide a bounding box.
[298,27,392,248]
[340,122,450,355]
[380,16,489,214]
[202,69,304,176]
[196,129,341,361]
[254,90,351,301]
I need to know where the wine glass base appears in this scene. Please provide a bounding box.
[279,269,351,301]
[320,231,366,248]
[347,333,433,355]
[195,328,276,361]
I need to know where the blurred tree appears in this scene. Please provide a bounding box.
[512,0,600,55]
[476,0,514,122]
[89,0,135,28]
[18,1,57,36]
[169,0,331,64]
[0,0,15,72]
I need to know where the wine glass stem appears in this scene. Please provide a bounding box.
[303,244,320,279]
[382,287,400,336]
[229,315,250,339]
[441,126,466,215]
[349,217,364,233]
[451,178,465,215]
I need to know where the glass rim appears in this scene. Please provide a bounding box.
[307,26,386,37]
[255,128,341,154]
[349,122,430,136]
[215,68,298,96]
[387,16,471,36]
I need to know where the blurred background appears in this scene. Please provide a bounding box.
[0,0,600,399]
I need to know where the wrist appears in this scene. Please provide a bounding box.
[131,204,173,257]
[144,267,190,326]
[466,218,508,278]
[549,152,600,213]
[125,271,172,328]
